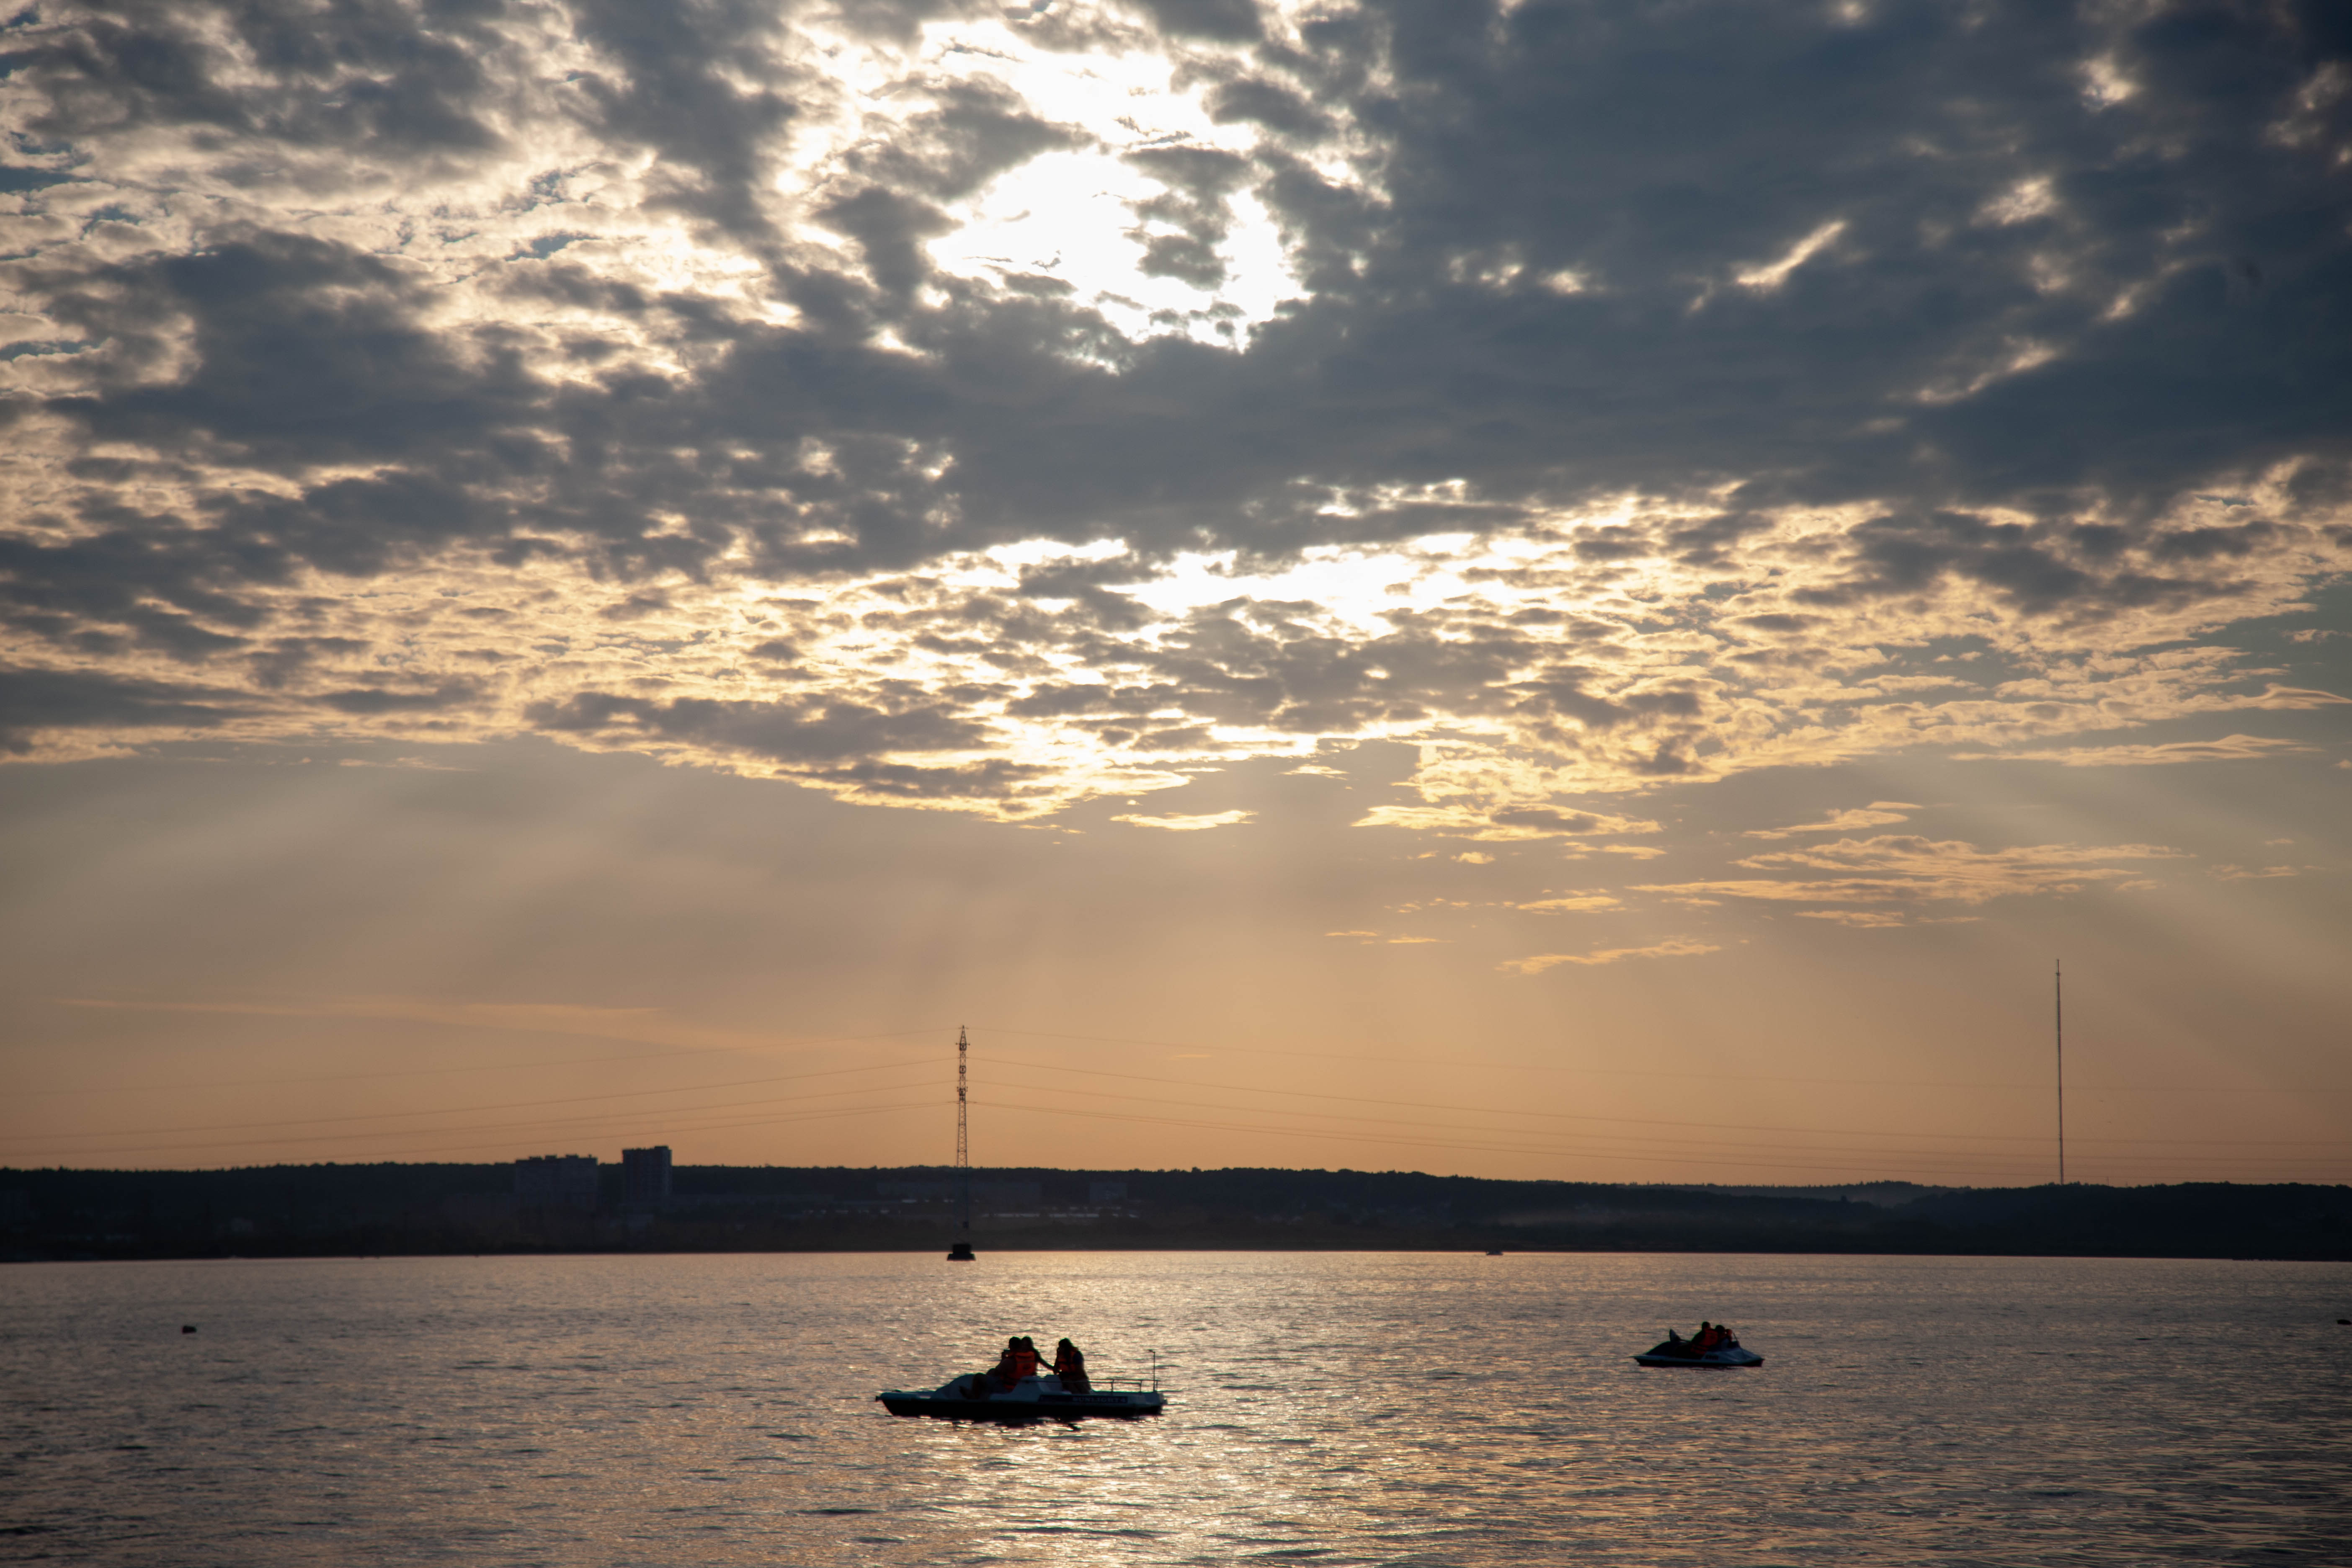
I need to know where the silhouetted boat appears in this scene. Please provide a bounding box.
[1635,1330,1763,1369]
[946,1240,975,1261]
[877,1370,1165,1421]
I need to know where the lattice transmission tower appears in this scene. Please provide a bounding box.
[955,1024,969,1169]
[955,1026,972,1243]
[2054,960,2065,1186]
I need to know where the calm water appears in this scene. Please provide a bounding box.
[2,1251,2347,1565]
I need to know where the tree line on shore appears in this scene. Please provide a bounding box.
[3,1163,2346,1261]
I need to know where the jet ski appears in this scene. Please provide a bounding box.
[1635,1328,1763,1369]
[877,1370,1166,1420]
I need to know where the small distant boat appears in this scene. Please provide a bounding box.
[1635,1330,1763,1369]
[1485,1248,1504,1256]
[877,1371,1165,1421]
[946,1240,975,1261]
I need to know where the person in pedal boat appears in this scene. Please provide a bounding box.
[1052,1338,1090,1391]
[990,1335,1040,1389]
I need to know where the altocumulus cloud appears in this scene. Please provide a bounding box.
[1,0,2348,837]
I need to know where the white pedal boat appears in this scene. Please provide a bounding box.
[877,1371,1166,1420]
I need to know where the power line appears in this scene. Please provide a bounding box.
[12,1024,952,1097]
[8,1082,948,1161]
[972,1072,2350,1168]
[970,1023,2335,1096]
[23,1014,2333,1109]
[969,1099,2348,1182]
[974,1055,2351,1150]
[206,1098,950,1167]
[27,1049,2334,1165]
[964,1101,2062,1182]
[17,1046,2342,1173]
[3,1057,940,1142]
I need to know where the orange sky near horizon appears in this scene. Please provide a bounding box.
[5,736,2345,1185]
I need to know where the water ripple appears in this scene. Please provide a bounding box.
[1,1252,2345,1565]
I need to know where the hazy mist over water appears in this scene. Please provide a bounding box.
[3,1251,2347,1565]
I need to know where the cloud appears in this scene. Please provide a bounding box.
[2210,864,2300,881]
[1500,938,1720,975]
[0,0,2346,825]
[1733,220,1848,292]
[1952,734,2319,766]
[2247,686,2351,709]
[1791,909,1982,928]
[1744,802,1919,838]
[1354,801,1665,840]
[1636,835,2186,906]
[334,755,472,772]
[526,691,986,762]
[1112,809,1253,831]
[1512,893,1624,914]
[0,666,258,756]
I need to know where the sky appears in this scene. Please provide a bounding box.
[3,0,2349,1186]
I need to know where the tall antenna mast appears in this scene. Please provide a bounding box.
[955,1025,970,1237]
[2054,959,2065,1186]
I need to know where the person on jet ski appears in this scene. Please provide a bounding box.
[1052,1338,1091,1392]
[1694,1321,1718,1351]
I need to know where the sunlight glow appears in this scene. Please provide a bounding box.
[782,8,1321,345]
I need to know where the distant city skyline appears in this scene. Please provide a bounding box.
[2,1,2347,1184]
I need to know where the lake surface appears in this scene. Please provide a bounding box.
[2,1251,2347,1565]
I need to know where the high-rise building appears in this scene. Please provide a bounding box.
[622,1146,673,1208]
[513,1154,598,1211]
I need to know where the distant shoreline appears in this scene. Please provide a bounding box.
[5,1165,2346,1263]
[11,1242,2350,1266]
